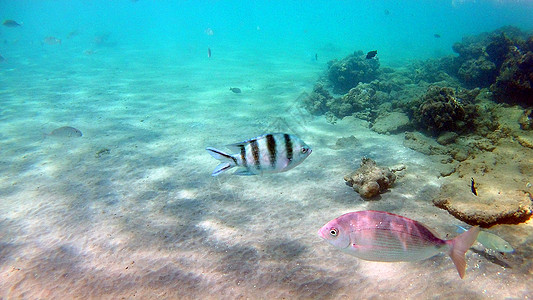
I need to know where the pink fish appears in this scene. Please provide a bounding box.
[318,210,480,278]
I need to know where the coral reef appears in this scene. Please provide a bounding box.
[413,86,478,135]
[331,83,376,119]
[344,157,396,199]
[304,82,382,122]
[327,51,380,93]
[446,26,533,104]
[303,84,334,115]
[303,25,533,231]
[490,50,533,105]
[456,57,497,88]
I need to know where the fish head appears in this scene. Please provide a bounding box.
[318,218,351,250]
[291,136,312,165]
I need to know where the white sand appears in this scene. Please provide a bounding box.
[0,44,531,299]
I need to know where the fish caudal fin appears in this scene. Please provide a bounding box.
[447,226,480,279]
[206,147,237,176]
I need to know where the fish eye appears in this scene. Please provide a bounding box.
[329,228,339,237]
[301,147,308,154]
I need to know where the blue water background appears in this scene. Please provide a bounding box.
[1,0,532,65]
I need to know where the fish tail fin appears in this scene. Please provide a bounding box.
[206,147,236,176]
[447,226,480,279]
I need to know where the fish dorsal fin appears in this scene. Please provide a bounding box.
[225,134,268,152]
[226,142,247,153]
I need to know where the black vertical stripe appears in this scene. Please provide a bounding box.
[266,134,277,167]
[250,139,261,170]
[239,145,247,168]
[284,134,293,162]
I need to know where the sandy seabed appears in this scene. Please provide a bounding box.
[0,45,532,299]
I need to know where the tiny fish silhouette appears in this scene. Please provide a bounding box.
[471,178,478,196]
[319,210,479,278]
[229,87,241,93]
[207,47,211,58]
[3,20,22,27]
[366,50,377,59]
[43,36,61,45]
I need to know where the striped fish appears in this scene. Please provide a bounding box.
[319,211,480,279]
[206,133,312,176]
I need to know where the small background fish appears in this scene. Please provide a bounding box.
[48,126,83,138]
[43,36,62,45]
[2,19,22,27]
[456,225,514,253]
[206,133,311,176]
[366,50,377,59]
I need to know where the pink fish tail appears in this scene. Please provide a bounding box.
[447,226,480,279]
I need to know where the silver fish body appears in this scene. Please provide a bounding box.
[206,133,312,176]
[319,210,480,278]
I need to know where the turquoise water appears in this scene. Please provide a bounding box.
[1,1,532,298]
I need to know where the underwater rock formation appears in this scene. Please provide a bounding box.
[371,111,411,134]
[456,57,497,88]
[304,82,381,122]
[303,84,334,115]
[448,26,533,104]
[332,83,376,119]
[434,183,532,228]
[518,109,533,130]
[490,50,533,105]
[330,135,359,150]
[327,50,380,93]
[413,86,478,135]
[344,157,396,199]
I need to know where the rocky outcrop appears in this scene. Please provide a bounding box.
[371,112,411,134]
[344,157,397,199]
[327,51,380,93]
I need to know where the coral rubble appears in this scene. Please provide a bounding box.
[413,86,478,135]
[344,158,396,199]
[327,50,380,93]
[434,181,533,227]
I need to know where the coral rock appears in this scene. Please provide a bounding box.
[371,112,411,134]
[344,158,396,199]
[518,109,533,130]
[327,51,380,93]
[434,184,532,227]
[491,51,533,105]
[414,86,478,135]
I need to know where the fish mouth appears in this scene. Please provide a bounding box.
[317,227,327,239]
